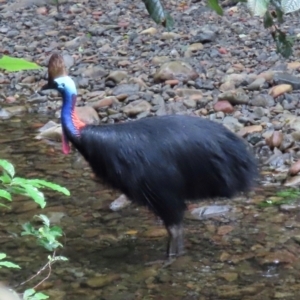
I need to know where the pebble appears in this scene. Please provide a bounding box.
[85,274,120,288]
[273,72,300,90]
[289,160,300,175]
[153,61,198,83]
[214,100,234,113]
[269,84,293,98]
[218,89,249,105]
[122,100,152,116]
[112,84,140,96]
[106,71,128,83]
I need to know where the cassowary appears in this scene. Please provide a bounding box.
[41,53,258,263]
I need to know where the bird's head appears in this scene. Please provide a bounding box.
[40,53,80,155]
[53,76,77,98]
[40,53,68,91]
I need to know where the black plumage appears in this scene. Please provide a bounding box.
[41,54,258,261]
[66,114,257,258]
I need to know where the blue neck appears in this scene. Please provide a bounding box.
[61,92,78,137]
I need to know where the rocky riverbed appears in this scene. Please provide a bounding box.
[1,0,300,299]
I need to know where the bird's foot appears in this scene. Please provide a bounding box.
[145,250,186,268]
[144,256,177,268]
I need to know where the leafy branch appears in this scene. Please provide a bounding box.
[0,159,70,300]
[0,159,70,209]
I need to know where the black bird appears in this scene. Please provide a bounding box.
[42,54,258,262]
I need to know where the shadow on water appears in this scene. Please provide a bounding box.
[1,114,300,300]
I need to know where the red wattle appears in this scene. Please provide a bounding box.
[62,131,71,154]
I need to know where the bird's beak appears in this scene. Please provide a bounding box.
[40,79,56,91]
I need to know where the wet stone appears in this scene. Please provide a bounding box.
[154,61,199,83]
[122,100,151,116]
[190,205,232,220]
[112,84,140,96]
[250,94,275,107]
[84,274,121,288]
[218,89,249,105]
[6,29,19,37]
[274,72,300,90]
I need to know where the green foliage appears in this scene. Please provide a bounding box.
[0,253,21,269]
[21,214,64,251]
[140,0,300,58]
[24,289,49,300]
[0,159,70,209]
[258,188,300,207]
[0,55,41,72]
[141,0,174,30]
[0,159,69,299]
[207,0,223,15]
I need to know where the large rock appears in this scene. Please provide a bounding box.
[154,61,199,83]
[106,71,128,83]
[36,106,100,141]
[218,89,249,105]
[122,100,151,116]
[273,72,300,90]
[74,106,100,125]
[112,84,140,96]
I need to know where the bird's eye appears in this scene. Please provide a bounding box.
[61,83,65,88]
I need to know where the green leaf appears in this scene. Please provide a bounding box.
[26,179,70,196]
[32,292,49,300]
[248,0,270,17]
[0,55,42,72]
[0,190,12,201]
[274,30,294,58]
[24,185,46,208]
[263,11,274,28]
[21,222,37,235]
[11,177,29,186]
[0,159,15,178]
[141,0,174,30]
[35,214,50,227]
[281,0,300,13]
[0,172,12,184]
[24,289,36,298]
[0,253,7,260]
[54,256,68,261]
[207,0,223,15]
[0,261,21,268]
[50,226,63,236]
[275,8,284,23]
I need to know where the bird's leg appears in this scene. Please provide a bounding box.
[167,223,185,257]
[145,223,185,267]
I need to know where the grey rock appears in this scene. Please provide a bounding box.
[110,195,131,211]
[247,77,266,90]
[192,30,216,43]
[6,30,19,37]
[250,95,275,107]
[62,54,75,69]
[75,106,100,125]
[106,71,128,83]
[274,72,300,90]
[223,116,244,132]
[82,66,108,78]
[122,100,151,116]
[218,89,249,105]
[154,61,199,83]
[183,99,197,108]
[190,205,232,220]
[112,84,140,96]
